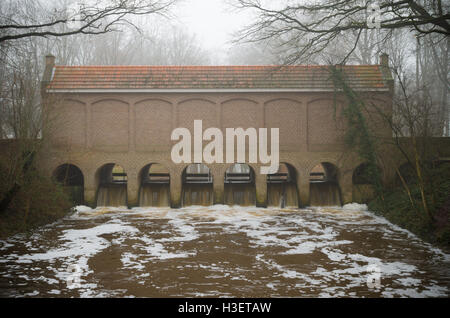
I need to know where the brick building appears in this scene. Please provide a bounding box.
[40,54,395,208]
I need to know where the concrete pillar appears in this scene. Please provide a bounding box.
[340,174,353,205]
[297,169,309,207]
[212,166,225,205]
[170,167,183,208]
[127,170,139,208]
[84,170,97,207]
[254,169,267,207]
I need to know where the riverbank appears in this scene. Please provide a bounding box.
[0,173,73,240]
[368,176,450,251]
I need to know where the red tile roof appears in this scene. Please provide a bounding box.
[46,65,389,91]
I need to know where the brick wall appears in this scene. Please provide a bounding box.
[40,91,394,207]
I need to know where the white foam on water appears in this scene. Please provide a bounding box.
[0,240,14,251]
[20,222,138,262]
[73,205,94,213]
[342,203,368,211]
[1,203,449,297]
[10,221,139,293]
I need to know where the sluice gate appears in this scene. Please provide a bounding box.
[267,163,299,208]
[309,162,342,206]
[182,164,214,206]
[96,164,127,207]
[224,164,256,206]
[139,164,170,207]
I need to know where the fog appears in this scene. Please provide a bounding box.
[0,0,448,137]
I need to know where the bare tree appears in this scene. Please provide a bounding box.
[233,0,450,63]
[0,0,176,43]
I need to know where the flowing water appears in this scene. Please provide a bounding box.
[182,184,214,206]
[0,204,449,298]
[267,183,299,208]
[97,185,127,207]
[224,184,256,206]
[139,184,170,207]
[310,182,342,206]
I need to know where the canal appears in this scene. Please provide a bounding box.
[0,204,448,297]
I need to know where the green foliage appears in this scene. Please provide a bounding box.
[369,164,450,247]
[329,66,385,204]
[329,66,450,247]
[0,156,73,239]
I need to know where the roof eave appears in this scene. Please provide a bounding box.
[46,87,389,93]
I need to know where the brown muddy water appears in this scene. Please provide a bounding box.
[0,204,449,297]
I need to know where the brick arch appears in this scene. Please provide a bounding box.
[181,163,213,174]
[266,162,300,186]
[224,163,257,187]
[134,98,172,106]
[91,97,129,106]
[264,97,302,105]
[52,162,85,184]
[51,159,88,178]
[178,97,216,106]
[94,161,129,185]
[279,162,299,178]
[62,98,86,105]
[138,162,170,185]
[221,97,258,105]
[306,97,345,105]
[225,162,256,174]
[306,158,341,175]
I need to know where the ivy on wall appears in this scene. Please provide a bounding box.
[329,66,386,209]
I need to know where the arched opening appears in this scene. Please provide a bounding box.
[96,163,127,207]
[53,164,84,205]
[352,163,382,203]
[182,163,213,206]
[139,163,170,207]
[267,163,299,207]
[224,163,256,206]
[309,162,342,206]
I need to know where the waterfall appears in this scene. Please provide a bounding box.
[309,182,342,206]
[224,184,256,206]
[267,183,299,208]
[182,184,214,206]
[97,184,127,207]
[139,184,170,207]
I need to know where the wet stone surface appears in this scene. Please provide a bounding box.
[0,204,449,297]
